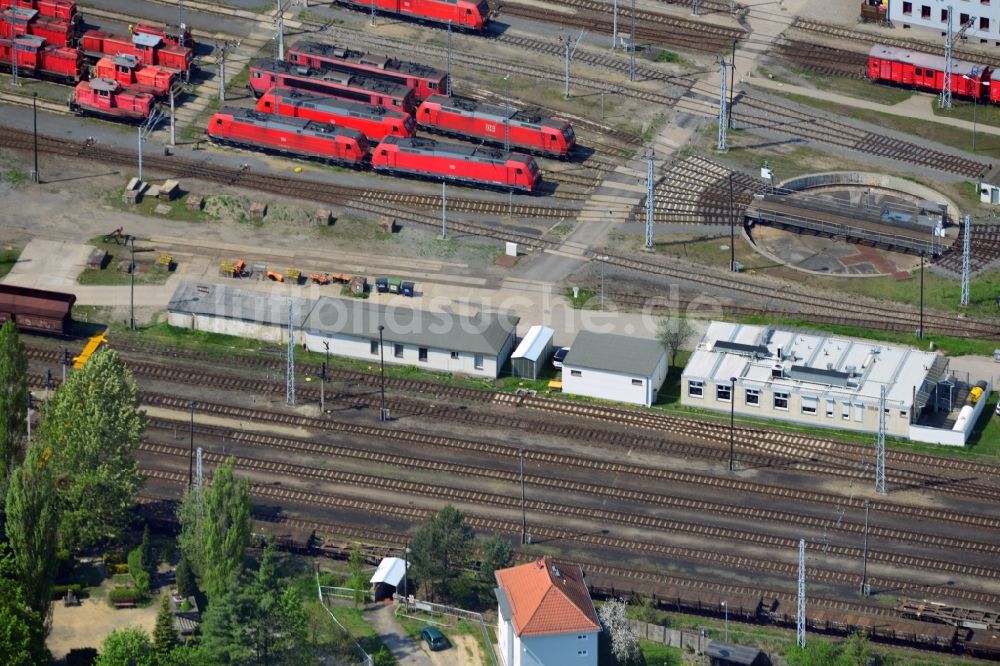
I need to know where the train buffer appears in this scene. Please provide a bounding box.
[73,332,107,369]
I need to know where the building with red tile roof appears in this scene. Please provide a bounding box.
[494,556,601,666]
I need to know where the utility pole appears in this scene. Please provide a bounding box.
[612,0,618,49]
[286,299,295,406]
[11,34,18,87]
[276,0,285,60]
[196,447,203,486]
[446,21,453,96]
[729,172,736,271]
[440,181,447,239]
[918,251,925,339]
[561,30,585,99]
[188,400,196,488]
[378,325,388,421]
[645,150,655,250]
[31,91,38,183]
[179,0,185,48]
[629,0,636,81]
[729,40,737,129]
[717,56,728,152]
[25,393,32,443]
[600,256,605,311]
[321,340,329,415]
[370,0,376,26]
[692,0,700,16]
[169,85,176,146]
[137,107,163,183]
[940,8,974,110]
[960,214,971,306]
[797,539,806,648]
[503,75,511,152]
[876,385,886,495]
[62,347,69,383]
[519,448,527,544]
[129,235,136,330]
[860,499,871,596]
[218,40,239,103]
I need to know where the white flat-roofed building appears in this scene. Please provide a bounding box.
[890,1,1000,45]
[682,321,948,438]
[167,281,312,344]
[561,331,668,407]
[302,297,519,379]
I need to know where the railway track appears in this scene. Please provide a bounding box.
[774,39,870,79]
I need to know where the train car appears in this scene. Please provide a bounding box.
[249,59,416,114]
[335,0,491,31]
[0,34,82,81]
[94,54,175,97]
[69,77,155,122]
[371,136,540,192]
[990,68,1000,105]
[207,106,370,168]
[134,21,193,48]
[0,7,74,47]
[0,0,78,24]
[868,44,988,99]
[256,87,415,141]
[0,284,75,335]
[416,94,575,158]
[81,29,194,73]
[286,41,447,101]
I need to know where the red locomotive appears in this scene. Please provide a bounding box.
[868,44,989,100]
[1,7,74,47]
[416,94,575,158]
[94,54,176,97]
[335,0,491,31]
[81,29,194,73]
[0,0,78,24]
[0,34,82,81]
[134,22,193,48]
[286,41,447,101]
[249,59,416,114]
[69,77,156,122]
[207,106,370,168]
[371,136,540,192]
[256,87,415,141]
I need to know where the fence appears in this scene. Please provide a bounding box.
[317,579,374,666]
[627,619,710,654]
[395,595,500,666]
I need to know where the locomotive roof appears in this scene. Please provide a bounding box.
[293,41,446,78]
[869,44,986,78]
[13,34,46,49]
[4,7,38,21]
[221,105,365,141]
[254,59,411,95]
[132,32,163,48]
[89,77,120,92]
[423,94,569,129]
[380,136,535,165]
[268,87,408,119]
[113,53,140,68]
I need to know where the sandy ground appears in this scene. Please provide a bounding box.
[47,596,159,660]
[422,632,486,666]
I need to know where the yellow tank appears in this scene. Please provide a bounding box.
[970,386,984,404]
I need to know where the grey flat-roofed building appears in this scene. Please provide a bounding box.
[167,281,312,344]
[561,331,668,407]
[302,297,519,378]
[705,641,770,666]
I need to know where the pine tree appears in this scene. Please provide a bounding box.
[152,594,179,664]
[141,525,156,574]
[37,348,147,551]
[175,556,196,599]
[409,505,473,601]
[0,321,28,496]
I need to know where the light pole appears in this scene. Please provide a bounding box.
[729,377,737,472]
[26,392,33,443]
[188,400,197,488]
[723,600,728,642]
[918,251,925,339]
[129,235,136,330]
[599,256,607,311]
[31,92,38,183]
[729,172,736,271]
[321,341,329,415]
[402,539,410,605]
[519,448,527,544]
[860,499,871,596]
[378,325,388,421]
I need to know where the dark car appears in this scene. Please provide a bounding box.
[552,347,570,368]
[420,626,450,651]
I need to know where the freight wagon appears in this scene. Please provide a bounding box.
[0,33,82,81]
[249,59,416,114]
[1,7,74,47]
[207,106,370,168]
[69,77,156,122]
[286,41,447,101]
[371,136,540,192]
[416,94,575,158]
[256,87,415,141]
[94,54,175,97]
[868,44,988,99]
[0,284,75,335]
[81,29,194,73]
[335,0,491,31]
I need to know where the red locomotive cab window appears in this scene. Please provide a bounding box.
[428,82,438,90]
[253,71,261,78]
[516,168,523,175]
[215,118,222,125]
[262,101,272,109]
[915,67,922,75]
[379,150,388,157]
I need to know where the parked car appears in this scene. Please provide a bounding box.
[552,347,570,368]
[420,626,449,651]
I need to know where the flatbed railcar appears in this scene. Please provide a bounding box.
[69,77,155,122]
[94,54,175,98]
[0,34,83,81]
[371,136,540,192]
[335,0,491,32]
[416,94,575,158]
[1,7,74,47]
[868,44,989,100]
[256,87,415,141]
[1,0,78,24]
[249,59,416,114]
[286,41,447,101]
[207,106,370,168]
[81,29,194,73]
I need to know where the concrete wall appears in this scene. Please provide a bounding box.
[910,383,992,446]
[681,377,912,437]
[562,355,667,407]
[626,620,710,654]
[514,631,597,666]
[167,311,297,345]
[980,182,1000,206]
[303,330,503,378]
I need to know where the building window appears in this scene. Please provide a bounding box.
[826,399,835,418]
[450,351,460,359]
[631,379,643,386]
[801,396,818,415]
[773,392,789,410]
[980,16,989,29]
[418,347,428,362]
[960,12,970,25]
[941,7,949,20]
[570,370,582,377]
[370,340,378,355]
[854,402,864,422]
[921,4,931,17]
[902,0,912,13]
[394,343,404,359]
[688,380,704,397]
[900,410,908,418]
[578,635,586,640]
[716,384,732,402]
[578,650,588,656]
[474,354,484,370]
[842,401,851,420]
[745,388,760,406]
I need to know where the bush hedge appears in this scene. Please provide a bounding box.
[109,587,143,604]
[111,564,130,575]
[51,584,84,600]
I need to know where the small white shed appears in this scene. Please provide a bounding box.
[510,325,555,380]
[369,557,410,601]
[561,331,668,407]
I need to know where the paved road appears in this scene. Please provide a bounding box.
[368,605,433,666]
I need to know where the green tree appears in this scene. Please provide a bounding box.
[409,505,473,601]
[0,321,28,495]
[192,584,247,665]
[175,556,196,599]
[95,625,154,666]
[0,571,49,665]
[152,594,180,664]
[178,457,252,600]
[240,543,309,665]
[38,348,147,551]
[5,443,59,620]
[141,525,156,574]
[656,317,695,369]
[347,547,367,608]
[478,535,514,584]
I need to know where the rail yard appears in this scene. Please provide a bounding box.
[2,0,1000,662]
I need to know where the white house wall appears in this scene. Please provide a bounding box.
[498,615,513,666]
[167,312,296,345]
[562,355,667,407]
[514,631,597,666]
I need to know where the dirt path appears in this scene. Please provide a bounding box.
[47,597,159,660]
[423,633,488,666]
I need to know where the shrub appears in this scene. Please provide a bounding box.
[51,584,84,600]
[180,599,191,612]
[112,564,130,575]
[104,552,126,565]
[135,571,150,596]
[373,647,395,666]
[109,587,143,604]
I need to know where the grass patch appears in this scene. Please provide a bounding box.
[3,166,27,186]
[0,248,20,278]
[933,96,1000,130]
[788,69,913,105]
[655,50,681,64]
[640,640,683,665]
[567,286,595,309]
[77,234,173,286]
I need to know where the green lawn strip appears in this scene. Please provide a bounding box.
[327,606,396,663]
[932,97,1000,130]
[639,640,683,665]
[0,248,21,278]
